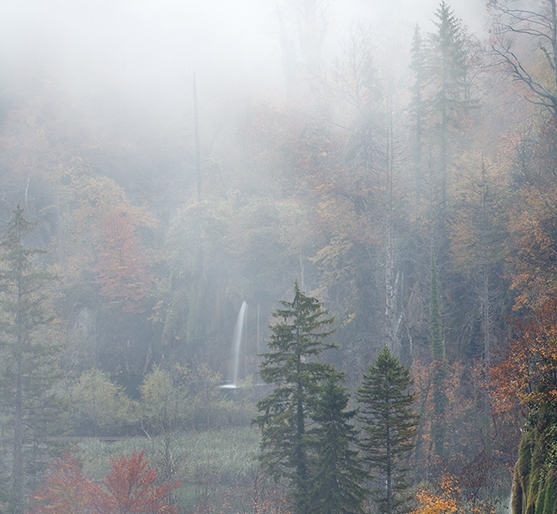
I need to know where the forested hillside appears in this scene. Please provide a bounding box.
[0,0,556,512]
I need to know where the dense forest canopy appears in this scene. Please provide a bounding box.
[0,0,557,512]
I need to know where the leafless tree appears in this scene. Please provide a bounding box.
[489,0,557,118]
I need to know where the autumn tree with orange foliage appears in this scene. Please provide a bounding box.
[101,450,180,514]
[490,297,557,414]
[489,297,557,508]
[95,207,153,314]
[412,476,459,514]
[28,451,181,514]
[28,454,102,514]
[412,474,496,514]
[506,177,557,310]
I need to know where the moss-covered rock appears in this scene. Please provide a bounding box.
[512,409,557,514]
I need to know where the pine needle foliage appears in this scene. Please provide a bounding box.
[357,347,419,514]
[307,374,368,514]
[253,281,339,514]
[0,206,64,514]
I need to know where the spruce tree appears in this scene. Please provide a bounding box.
[308,374,368,514]
[410,24,427,197]
[0,206,64,514]
[357,347,419,514]
[429,2,471,107]
[253,282,339,514]
[424,2,476,251]
[428,1,473,178]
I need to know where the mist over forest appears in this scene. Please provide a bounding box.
[0,0,556,513]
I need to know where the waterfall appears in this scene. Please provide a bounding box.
[220,301,247,389]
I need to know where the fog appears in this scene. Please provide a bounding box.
[0,3,535,508]
[1,0,487,109]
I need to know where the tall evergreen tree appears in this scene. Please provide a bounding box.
[0,206,64,514]
[308,374,368,514]
[410,24,427,198]
[428,1,472,180]
[357,347,419,514]
[253,282,339,514]
[425,2,476,253]
[429,3,471,103]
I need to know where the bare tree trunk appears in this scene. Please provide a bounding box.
[193,73,201,201]
[13,220,25,514]
[385,92,396,356]
[479,163,493,452]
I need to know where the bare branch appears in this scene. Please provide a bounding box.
[489,0,557,117]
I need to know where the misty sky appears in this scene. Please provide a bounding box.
[1,0,487,98]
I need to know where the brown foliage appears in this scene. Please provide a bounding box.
[491,298,557,412]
